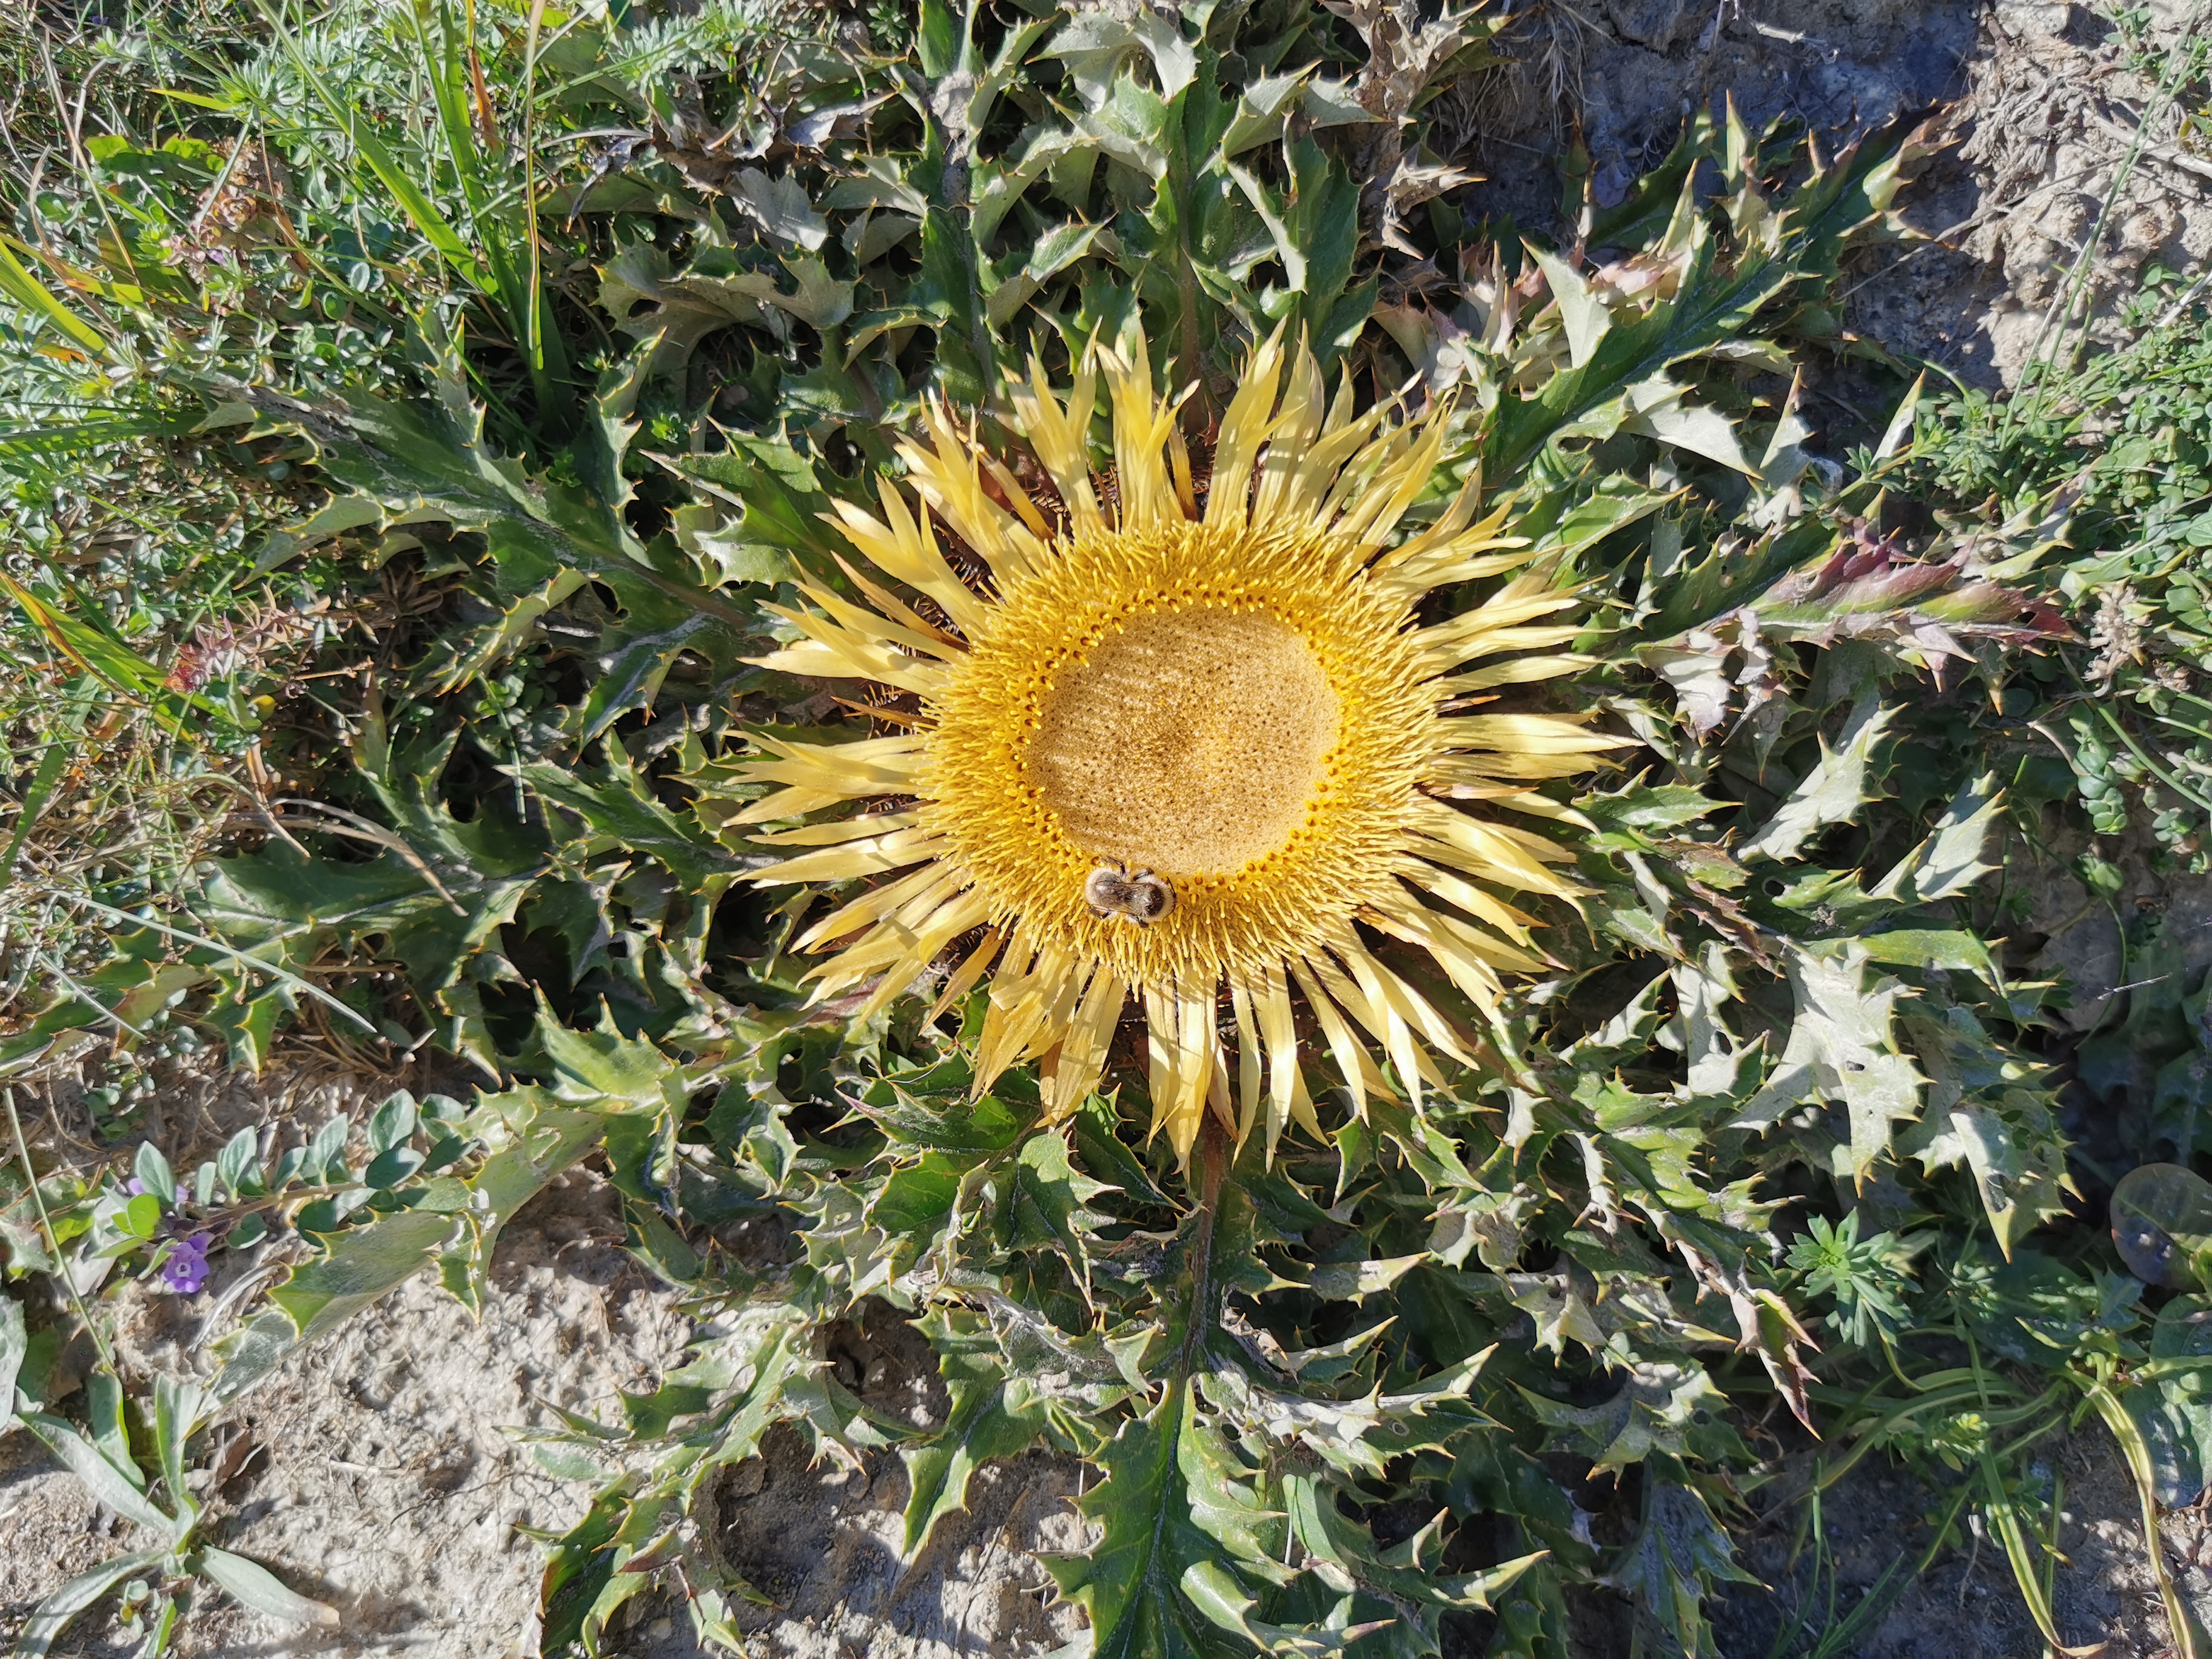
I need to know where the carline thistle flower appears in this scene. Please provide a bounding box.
[735,327,1628,1161]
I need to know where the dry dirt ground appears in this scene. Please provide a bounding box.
[1711,1421,2212,1658]
[9,4,2212,1657]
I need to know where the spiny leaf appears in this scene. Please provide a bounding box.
[1518,1361,1732,1472]
[1897,1005,2070,1256]
[990,1129,1114,1295]
[900,1308,1048,1557]
[1601,1477,1757,1659]
[266,1209,458,1341]
[1050,1381,1285,1659]
[1872,771,2005,903]
[1737,691,1894,863]
[1733,941,1928,1182]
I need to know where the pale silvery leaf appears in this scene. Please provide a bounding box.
[1738,692,1895,862]
[1875,369,1928,461]
[1042,12,1150,108]
[13,1551,166,1659]
[200,1549,340,1626]
[1873,772,2005,903]
[1603,1481,1758,1659]
[1519,1360,1730,1470]
[16,1412,176,1534]
[1532,248,1610,370]
[1642,628,1735,736]
[1302,1255,1422,1301]
[765,253,853,330]
[1182,1560,1382,1656]
[1301,76,1372,127]
[1672,942,1757,1097]
[1732,942,1927,1181]
[1205,1349,1490,1478]
[1621,375,1755,474]
[1220,69,1310,156]
[0,1293,23,1429]
[731,168,828,250]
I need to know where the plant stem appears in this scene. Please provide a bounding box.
[4,1084,115,1371]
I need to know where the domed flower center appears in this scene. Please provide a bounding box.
[1027,605,1341,879]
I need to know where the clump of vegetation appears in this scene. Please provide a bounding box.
[3,1,2212,1657]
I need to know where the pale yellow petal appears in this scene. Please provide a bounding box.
[1438,712,1637,756]
[793,862,949,952]
[1204,327,1287,532]
[1162,983,1218,1164]
[766,825,946,887]
[1330,412,1455,549]
[1390,860,1539,945]
[1411,593,1586,664]
[925,925,1002,1025]
[1007,350,1104,538]
[900,403,1049,583]
[977,448,1053,540]
[725,786,848,826]
[973,933,1086,1096]
[1432,751,1626,783]
[1411,804,1586,897]
[1142,982,1179,1134]
[748,628,948,697]
[851,888,991,1023]
[1102,332,1183,531]
[1362,896,1517,1008]
[785,583,957,663]
[1247,962,1321,1147]
[1048,965,1127,1121]
[826,555,965,652]
[1290,958,1384,1119]
[1431,653,1600,694]
[1284,399,1390,526]
[1369,486,1502,589]
[1250,345,1326,526]
[735,733,926,802]
[1228,982,1264,1153]
[827,483,990,638]
[1419,625,1589,674]
[750,809,928,847]
[803,879,971,996]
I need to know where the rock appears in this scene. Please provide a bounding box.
[1603,0,1698,52]
[1997,0,2075,38]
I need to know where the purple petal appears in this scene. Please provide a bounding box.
[126,1178,149,1198]
[159,1236,213,1295]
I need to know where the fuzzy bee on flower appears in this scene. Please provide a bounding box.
[732,326,1629,1161]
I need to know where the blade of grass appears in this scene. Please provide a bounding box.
[2082,1377,2205,1659]
[1962,1330,2101,1658]
[249,0,487,284]
[0,239,112,358]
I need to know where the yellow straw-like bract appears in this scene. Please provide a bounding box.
[736,329,1628,1160]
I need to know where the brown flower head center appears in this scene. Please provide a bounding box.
[1028,606,1341,879]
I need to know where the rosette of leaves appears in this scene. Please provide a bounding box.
[438,87,2082,1659]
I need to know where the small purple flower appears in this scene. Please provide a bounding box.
[126,1178,152,1199]
[159,1233,212,1296]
